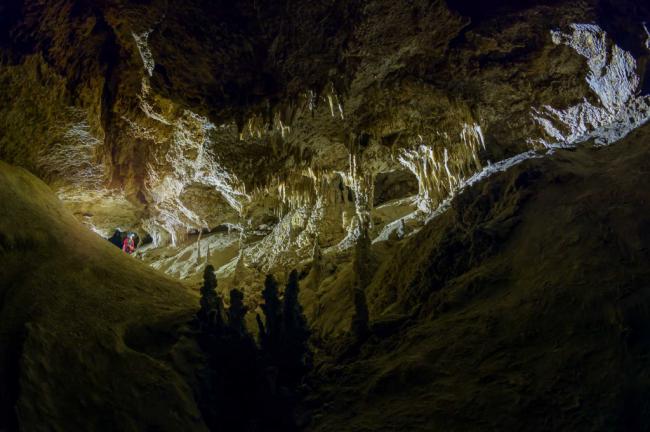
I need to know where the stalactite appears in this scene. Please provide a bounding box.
[398,122,485,213]
[347,138,374,231]
[243,168,351,272]
[132,29,155,77]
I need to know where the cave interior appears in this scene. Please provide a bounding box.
[2,0,650,431]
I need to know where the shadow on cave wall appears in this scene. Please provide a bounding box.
[594,0,650,96]
[0,326,25,431]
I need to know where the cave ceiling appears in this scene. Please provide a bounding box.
[1,0,649,253]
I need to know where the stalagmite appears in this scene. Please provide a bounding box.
[196,230,202,263]
[327,94,335,117]
[233,250,246,286]
[351,219,371,342]
[311,238,322,283]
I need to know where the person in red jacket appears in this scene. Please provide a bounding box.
[122,234,136,254]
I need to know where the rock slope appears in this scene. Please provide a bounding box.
[0,161,206,431]
[306,121,650,432]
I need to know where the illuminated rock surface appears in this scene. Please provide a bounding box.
[2,0,650,430]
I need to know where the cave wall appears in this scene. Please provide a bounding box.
[1,0,649,273]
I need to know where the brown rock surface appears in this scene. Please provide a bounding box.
[2,1,650,430]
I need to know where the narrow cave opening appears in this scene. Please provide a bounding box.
[107,229,141,253]
[373,169,419,207]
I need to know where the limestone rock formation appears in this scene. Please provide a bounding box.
[1,0,647,258]
[3,0,650,430]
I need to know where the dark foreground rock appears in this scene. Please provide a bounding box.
[306,123,650,431]
[0,161,207,431]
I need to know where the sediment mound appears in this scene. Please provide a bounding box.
[0,161,206,431]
